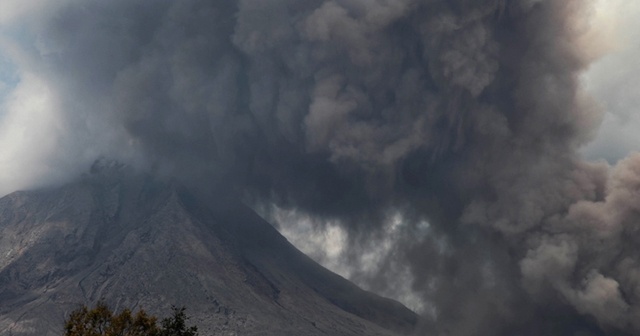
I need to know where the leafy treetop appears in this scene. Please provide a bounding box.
[64,301,198,336]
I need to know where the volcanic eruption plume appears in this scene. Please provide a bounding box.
[0,0,637,334]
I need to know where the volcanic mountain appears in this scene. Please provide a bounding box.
[0,163,418,335]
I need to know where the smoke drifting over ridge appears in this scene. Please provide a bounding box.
[1,0,639,334]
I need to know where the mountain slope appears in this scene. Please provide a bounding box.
[0,168,417,335]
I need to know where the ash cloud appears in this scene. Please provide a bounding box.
[1,0,640,335]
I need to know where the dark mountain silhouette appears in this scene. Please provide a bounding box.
[0,164,417,335]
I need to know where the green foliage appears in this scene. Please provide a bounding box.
[158,306,198,336]
[63,301,198,336]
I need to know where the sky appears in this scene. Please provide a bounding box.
[2,1,640,335]
[581,1,640,163]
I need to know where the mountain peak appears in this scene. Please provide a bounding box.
[0,171,417,335]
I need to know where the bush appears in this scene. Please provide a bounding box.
[64,301,198,336]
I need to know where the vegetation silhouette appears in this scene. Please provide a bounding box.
[64,301,198,336]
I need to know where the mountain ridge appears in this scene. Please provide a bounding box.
[0,168,417,335]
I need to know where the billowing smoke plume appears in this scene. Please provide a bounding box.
[1,0,639,335]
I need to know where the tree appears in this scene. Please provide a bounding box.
[64,301,198,336]
[158,306,198,336]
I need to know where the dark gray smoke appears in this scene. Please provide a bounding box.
[3,0,639,334]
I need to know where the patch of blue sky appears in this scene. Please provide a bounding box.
[0,24,34,116]
[0,53,18,98]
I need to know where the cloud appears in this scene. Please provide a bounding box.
[0,5,141,195]
[0,72,61,195]
[3,1,640,335]
[582,0,640,163]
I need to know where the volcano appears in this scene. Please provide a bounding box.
[0,163,417,335]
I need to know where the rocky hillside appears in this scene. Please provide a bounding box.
[0,166,417,335]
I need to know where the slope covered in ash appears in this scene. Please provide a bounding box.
[0,166,417,335]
